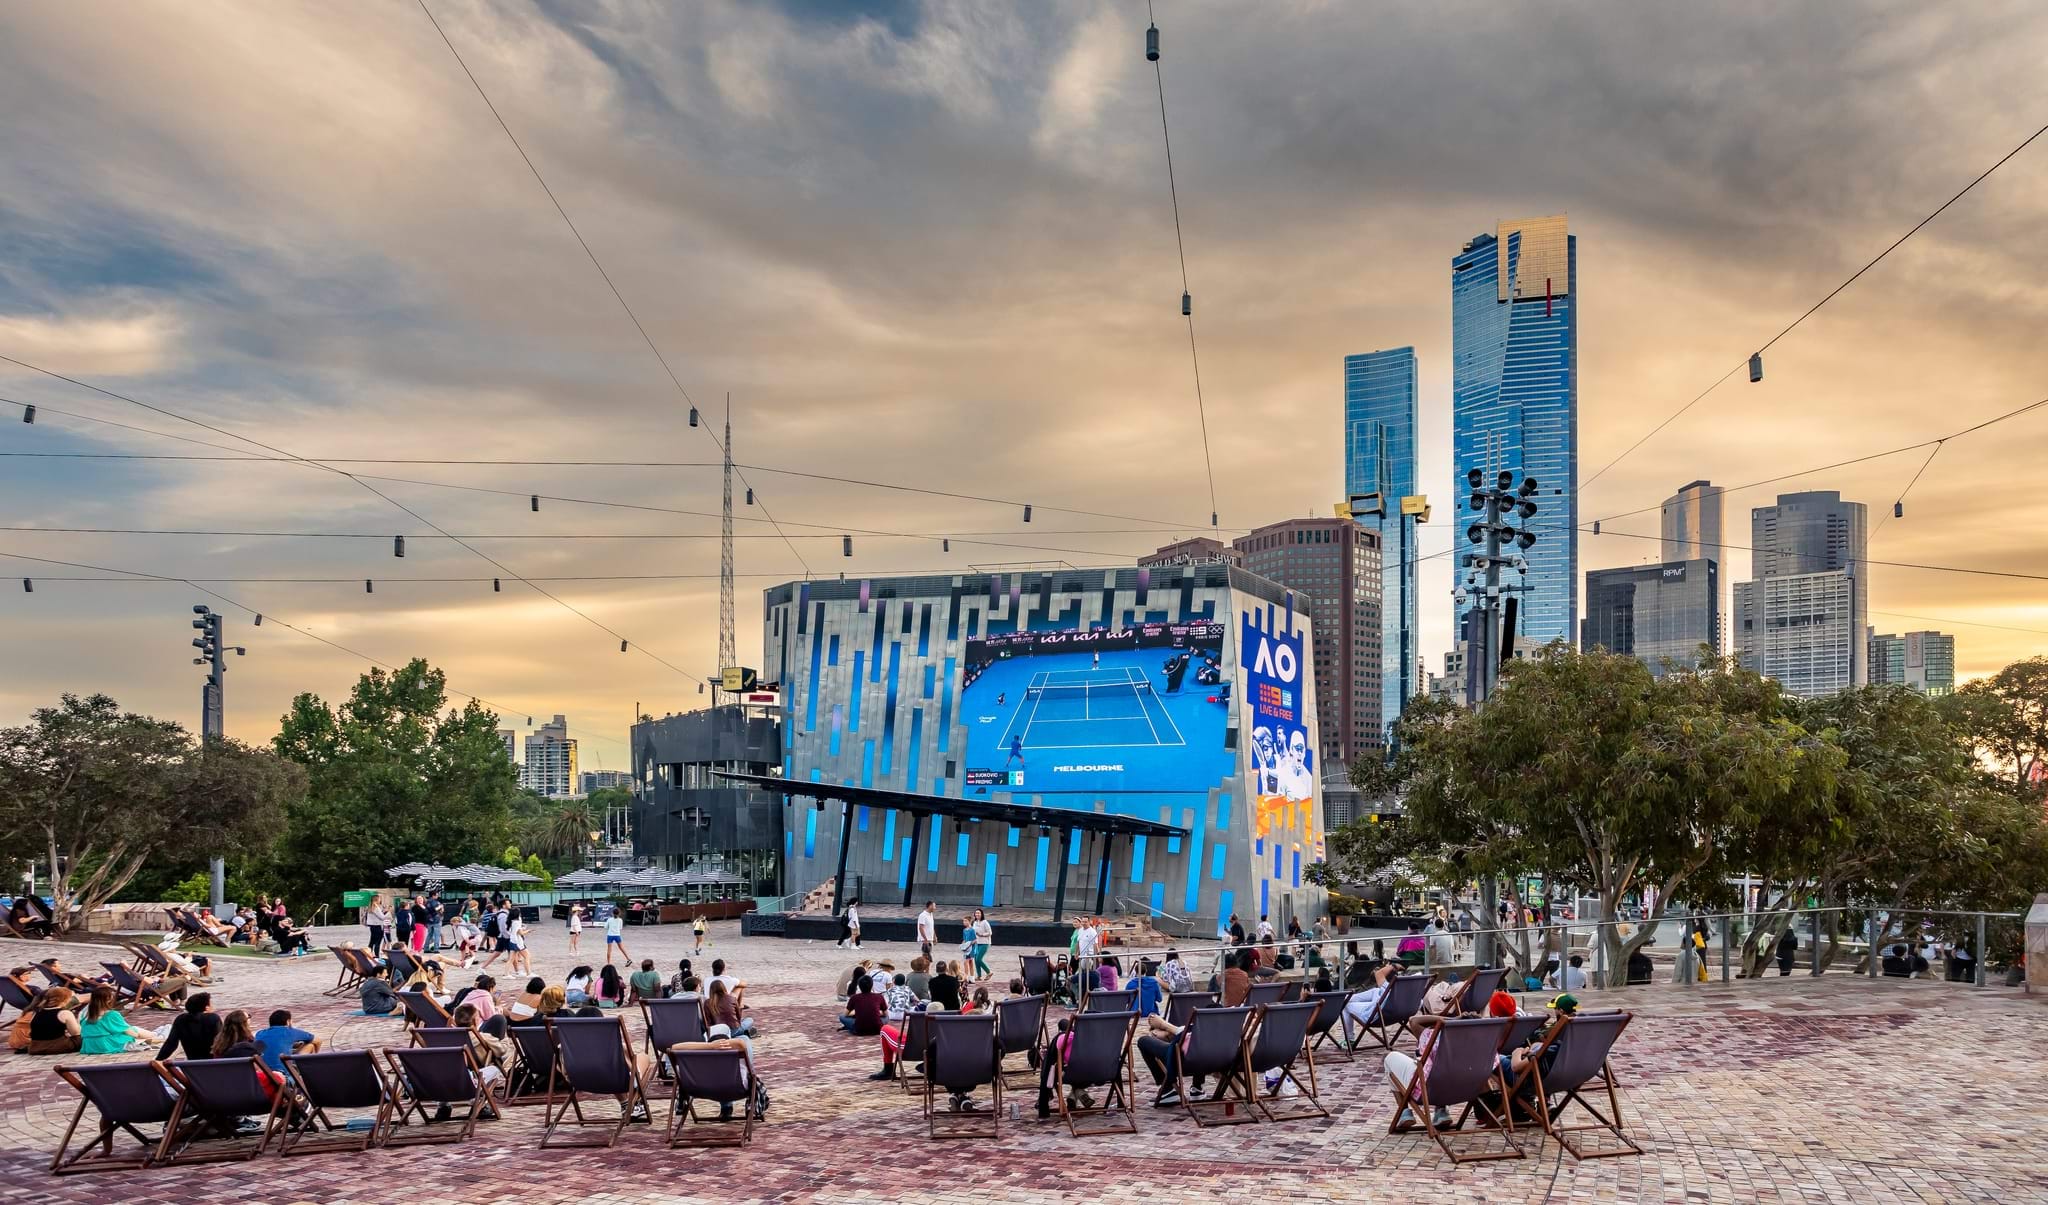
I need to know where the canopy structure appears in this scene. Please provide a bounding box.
[713,770,1189,921]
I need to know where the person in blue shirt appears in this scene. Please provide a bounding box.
[252,1008,320,1071]
[1129,959,1164,1018]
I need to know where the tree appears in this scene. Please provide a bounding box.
[272,659,517,914]
[1943,657,2048,802]
[0,694,301,932]
[524,801,595,859]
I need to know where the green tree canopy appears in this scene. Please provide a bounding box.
[0,693,301,931]
[272,659,516,912]
[1942,656,2048,801]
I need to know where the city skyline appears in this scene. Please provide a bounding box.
[3,3,2045,756]
[1342,346,1419,742]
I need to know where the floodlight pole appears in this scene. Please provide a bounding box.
[191,606,232,908]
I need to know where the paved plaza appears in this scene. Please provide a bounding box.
[1,922,2043,1205]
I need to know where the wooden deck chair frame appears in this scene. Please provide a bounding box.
[1171,1006,1258,1129]
[277,1050,394,1157]
[539,1017,651,1150]
[1386,1016,1523,1165]
[1511,1011,1642,1160]
[324,947,366,997]
[895,1008,935,1095]
[380,1045,495,1147]
[98,962,179,1010]
[152,1056,296,1166]
[502,1023,560,1109]
[1051,1011,1139,1137]
[1355,971,1435,1052]
[640,996,707,1081]
[1303,989,1356,1063]
[1243,1001,1328,1124]
[397,987,454,1030]
[666,1047,761,1148]
[49,1063,180,1174]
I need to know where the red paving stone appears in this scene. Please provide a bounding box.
[1,923,2043,1204]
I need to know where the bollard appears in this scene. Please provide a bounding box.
[1975,913,1987,988]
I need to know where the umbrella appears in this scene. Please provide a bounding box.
[556,869,605,887]
[495,870,540,884]
[386,862,432,878]
[449,864,504,884]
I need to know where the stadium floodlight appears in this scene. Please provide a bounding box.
[1466,468,1483,489]
[1496,470,1513,490]
[1519,477,1539,497]
[1466,524,1485,545]
[1517,530,1537,550]
[1517,499,1537,519]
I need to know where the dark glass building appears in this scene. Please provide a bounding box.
[631,706,784,896]
[1581,559,1719,676]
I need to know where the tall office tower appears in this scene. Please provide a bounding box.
[1233,517,1383,767]
[497,728,518,767]
[1344,346,1419,743]
[1869,630,1957,696]
[521,714,579,799]
[1734,491,1869,696]
[1661,480,1723,562]
[1452,216,1577,646]
[1582,560,1720,676]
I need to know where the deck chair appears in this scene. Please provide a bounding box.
[924,1013,1001,1139]
[668,1048,760,1148]
[1246,980,1288,1007]
[102,963,180,1009]
[0,974,35,1018]
[1456,967,1508,1013]
[1020,953,1053,996]
[325,948,366,997]
[1353,972,1433,1051]
[895,1009,936,1095]
[278,1050,391,1156]
[1502,1013,1548,1052]
[1280,981,1305,1003]
[411,1026,482,1052]
[168,909,228,949]
[1082,988,1137,1014]
[1163,991,1217,1028]
[50,1063,181,1174]
[1304,989,1356,1062]
[1051,1011,1138,1137]
[1387,1016,1523,1164]
[398,987,453,1030]
[1244,1001,1326,1122]
[382,1045,495,1147]
[36,960,95,992]
[641,997,707,1080]
[995,994,1048,1089]
[1513,1010,1640,1159]
[154,1056,294,1165]
[1172,1005,1257,1128]
[503,1022,559,1107]
[130,941,188,981]
[386,947,426,987]
[540,1016,650,1149]
[115,938,159,977]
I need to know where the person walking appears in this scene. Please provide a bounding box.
[425,891,445,954]
[693,913,708,955]
[365,896,391,957]
[971,910,994,982]
[566,902,584,954]
[604,906,632,966]
[916,901,936,959]
[837,898,863,950]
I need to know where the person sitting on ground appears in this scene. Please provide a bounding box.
[1881,944,1917,978]
[1312,966,1336,993]
[629,958,665,1004]
[357,971,400,1015]
[1157,949,1193,995]
[1626,943,1655,985]
[670,976,703,1012]
[212,1009,269,1073]
[519,984,568,1027]
[928,961,962,1012]
[270,914,311,958]
[505,977,545,1023]
[882,972,918,1022]
[564,965,596,1007]
[906,956,932,1001]
[709,958,746,1005]
[834,960,874,1001]
[570,1003,605,1019]
[79,984,153,1054]
[963,986,990,1014]
[253,1008,321,1071]
[24,986,82,1055]
[596,963,629,1009]
[840,974,884,1036]
[667,958,695,998]
[158,993,221,1060]
[1219,949,1253,1007]
[1546,954,1590,991]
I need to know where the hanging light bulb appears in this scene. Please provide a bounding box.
[492,578,501,592]
[1749,352,1764,383]
[1211,512,1218,527]
[1894,500,1904,518]
[253,613,263,626]
[364,579,373,593]
[1181,291,1191,316]
[1022,504,1033,523]
[689,407,699,427]
[530,494,539,512]
[21,578,31,593]
[620,640,629,652]
[393,535,405,558]
[20,405,33,424]
[942,538,950,553]
[1146,23,1159,61]
[745,487,754,506]
[842,536,853,557]
[1592,520,1601,535]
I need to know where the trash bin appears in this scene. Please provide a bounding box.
[2027,893,2048,994]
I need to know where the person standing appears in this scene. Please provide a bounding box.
[408,894,430,953]
[392,895,415,954]
[841,899,863,950]
[1776,927,1798,977]
[365,896,391,957]
[604,906,631,966]
[916,901,937,959]
[508,911,532,976]
[566,902,583,954]
[693,913,708,955]
[971,910,993,982]
[425,891,445,954]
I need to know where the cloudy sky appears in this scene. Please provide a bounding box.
[3,0,2045,762]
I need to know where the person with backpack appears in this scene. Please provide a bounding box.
[477,903,513,971]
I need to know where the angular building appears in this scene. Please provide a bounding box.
[1232,517,1382,768]
[1734,491,1868,697]
[1344,346,1420,743]
[762,564,1326,927]
[521,715,578,799]
[1452,216,1578,646]
[631,706,784,896]
[1661,480,1723,563]
[1582,560,1720,676]
[1869,630,1956,696]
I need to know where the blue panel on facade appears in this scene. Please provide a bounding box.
[849,652,864,731]
[1259,879,1268,917]
[905,709,923,789]
[937,657,956,751]
[1068,831,1081,865]
[1216,889,1234,928]
[1215,792,1230,832]
[956,832,970,866]
[1034,836,1049,892]
[932,777,947,797]
[1129,835,1146,883]
[1184,820,1205,914]
[805,629,824,731]
[881,644,901,763]
[828,711,841,757]
[861,740,874,789]
[1210,842,1227,880]
[827,634,839,666]
[1274,842,1283,881]
[1007,826,1020,848]
[928,828,941,874]
[919,607,933,657]
[1292,850,1301,888]
[983,853,998,907]
[803,807,817,859]
[882,809,896,860]
[857,805,869,833]
[1150,881,1166,915]
[1255,837,1263,858]
[785,829,793,859]
[923,664,935,699]
[898,839,911,889]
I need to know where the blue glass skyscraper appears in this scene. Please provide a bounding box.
[1344,347,1417,741]
[1451,216,1578,647]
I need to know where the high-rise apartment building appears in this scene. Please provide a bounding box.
[1344,346,1420,744]
[1452,216,1578,647]
[1869,630,1956,696]
[579,769,633,795]
[1233,518,1382,767]
[1661,480,1723,563]
[522,715,579,799]
[1582,560,1719,676]
[497,729,518,768]
[1735,491,1868,697]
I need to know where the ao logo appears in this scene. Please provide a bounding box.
[1249,634,1298,683]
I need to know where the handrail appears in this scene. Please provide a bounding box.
[1113,895,1186,925]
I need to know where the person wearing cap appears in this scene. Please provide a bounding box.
[1494,994,1578,1107]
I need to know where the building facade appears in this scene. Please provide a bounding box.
[761,564,1326,927]
[1735,491,1868,696]
[1750,490,1868,579]
[579,770,632,795]
[497,729,518,769]
[521,715,578,799]
[1581,559,1720,676]
[1139,537,1240,569]
[1452,215,1578,646]
[1661,480,1723,562]
[1232,517,1382,768]
[1344,346,1421,744]
[631,706,784,895]
[1869,630,1957,696]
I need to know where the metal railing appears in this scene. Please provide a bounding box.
[1112,896,1202,938]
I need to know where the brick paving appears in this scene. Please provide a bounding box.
[1,923,2043,1204]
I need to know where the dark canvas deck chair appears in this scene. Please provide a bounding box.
[540,1016,650,1149]
[1280,980,1305,1003]
[167,908,227,949]
[1454,967,1507,1013]
[325,948,366,997]
[398,987,454,1030]
[895,1009,936,1095]
[1163,990,1217,1028]
[36,960,95,993]
[99,963,179,1010]
[641,997,707,1080]
[1019,953,1053,996]
[50,1063,180,1174]
[278,1050,391,1156]
[995,994,1047,1089]
[667,1048,760,1148]
[1387,1016,1523,1164]
[1245,980,1288,1007]
[411,1026,483,1052]
[1082,988,1137,1014]
[1514,1010,1640,1159]
[154,1056,294,1165]
[383,1045,495,1147]
[504,1022,560,1107]
[115,938,160,977]
[924,1013,1001,1139]
[1353,972,1433,1051]
[1304,988,1356,1062]
[1172,1005,1256,1128]
[1052,1010,1138,1137]
[1503,1013,1548,1052]
[0,974,35,1018]
[1244,1001,1327,1122]
[130,941,191,982]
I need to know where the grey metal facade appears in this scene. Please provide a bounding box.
[631,707,784,894]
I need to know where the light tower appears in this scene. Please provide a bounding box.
[189,605,245,907]
[719,395,736,678]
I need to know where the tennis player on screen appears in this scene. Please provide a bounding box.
[1005,735,1026,769]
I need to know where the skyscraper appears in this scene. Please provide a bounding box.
[1582,560,1720,676]
[522,714,579,799]
[1344,346,1419,740]
[1660,480,1723,563]
[1734,491,1869,696]
[1869,630,1956,696]
[1233,518,1383,767]
[1452,216,1577,646]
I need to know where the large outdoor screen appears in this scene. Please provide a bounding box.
[960,622,1230,796]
